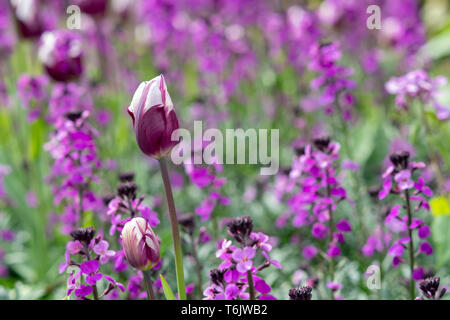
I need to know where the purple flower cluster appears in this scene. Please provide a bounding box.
[136,0,265,105]
[59,227,124,299]
[305,42,356,120]
[0,2,15,60]
[378,151,433,275]
[44,110,102,234]
[16,74,49,122]
[386,69,449,120]
[204,216,281,300]
[185,159,229,222]
[282,137,352,260]
[177,138,230,222]
[318,0,425,69]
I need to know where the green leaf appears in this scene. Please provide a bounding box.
[159,274,176,300]
[431,215,450,269]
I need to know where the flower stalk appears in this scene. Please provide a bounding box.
[143,270,155,300]
[404,189,415,300]
[247,270,255,300]
[158,157,186,300]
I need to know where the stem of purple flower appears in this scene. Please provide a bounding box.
[143,270,155,300]
[326,170,335,299]
[78,184,84,227]
[190,233,203,298]
[158,157,186,300]
[247,270,255,300]
[404,189,415,300]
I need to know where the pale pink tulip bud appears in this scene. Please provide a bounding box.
[121,217,160,270]
[127,74,179,159]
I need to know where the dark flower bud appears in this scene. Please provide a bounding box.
[389,151,410,170]
[294,146,306,156]
[227,216,253,244]
[118,172,135,183]
[65,111,83,122]
[313,136,331,152]
[210,268,225,286]
[178,213,195,235]
[367,186,381,199]
[117,182,138,200]
[289,286,313,300]
[70,227,95,244]
[419,276,440,299]
[102,194,115,207]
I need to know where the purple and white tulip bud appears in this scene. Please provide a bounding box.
[121,217,160,270]
[38,29,83,82]
[127,75,179,159]
[38,30,83,82]
[74,0,108,16]
[10,0,57,39]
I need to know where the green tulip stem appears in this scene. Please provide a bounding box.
[158,157,186,300]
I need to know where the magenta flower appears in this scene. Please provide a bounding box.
[66,240,83,255]
[418,242,433,256]
[74,285,93,298]
[232,247,255,273]
[326,282,343,291]
[312,223,329,239]
[93,240,116,264]
[336,219,352,232]
[327,244,341,258]
[80,260,102,285]
[418,225,430,239]
[302,245,318,260]
[127,75,179,159]
[394,170,414,190]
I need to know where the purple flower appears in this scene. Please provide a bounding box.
[378,177,392,200]
[232,247,255,273]
[80,260,102,285]
[93,240,115,264]
[327,244,341,258]
[302,245,318,260]
[394,170,414,190]
[386,70,449,120]
[255,279,271,294]
[312,223,329,239]
[336,219,352,232]
[326,282,343,291]
[386,204,402,223]
[74,285,93,298]
[413,267,424,281]
[418,242,433,256]
[418,225,430,239]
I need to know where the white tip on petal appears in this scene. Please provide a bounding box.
[128,81,148,115]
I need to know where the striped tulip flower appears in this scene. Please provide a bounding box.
[121,217,160,270]
[127,75,179,159]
